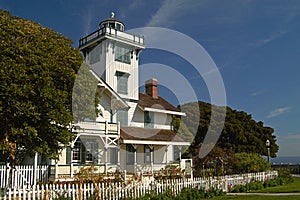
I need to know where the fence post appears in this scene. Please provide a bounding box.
[5,163,10,188]
[33,152,38,187]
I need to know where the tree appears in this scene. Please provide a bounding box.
[180,101,279,158]
[173,116,194,143]
[72,63,101,122]
[230,152,270,174]
[0,10,83,163]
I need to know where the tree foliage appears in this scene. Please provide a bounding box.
[230,152,270,174]
[179,101,279,158]
[173,116,194,143]
[72,63,101,122]
[0,10,82,163]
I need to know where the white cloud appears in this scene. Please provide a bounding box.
[250,89,265,97]
[146,0,204,27]
[266,106,291,118]
[253,30,289,48]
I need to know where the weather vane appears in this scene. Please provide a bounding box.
[111,12,115,18]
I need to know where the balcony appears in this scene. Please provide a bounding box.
[73,121,119,135]
[79,27,145,50]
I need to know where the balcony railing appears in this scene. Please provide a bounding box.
[73,121,119,135]
[79,27,145,49]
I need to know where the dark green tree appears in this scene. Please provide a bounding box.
[72,63,101,122]
[231,152,270,174]
[179,101,279,158]
[0,10,83,163]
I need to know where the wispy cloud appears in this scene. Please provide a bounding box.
[253,30,289,48]
[146,0,204,27]
[267,106,291,118]
[250,89,265,97]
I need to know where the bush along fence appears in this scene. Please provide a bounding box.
[0,171,278,200]
[0,164,49,189]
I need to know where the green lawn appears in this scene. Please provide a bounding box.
[255,177,300,193]
[210,178,300,199]
[212,196,300,200]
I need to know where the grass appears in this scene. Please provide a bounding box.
[210,178,300,199]
[211,196,300,200]
[255,177,300,193]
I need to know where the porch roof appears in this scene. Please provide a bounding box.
[120,126,190,146]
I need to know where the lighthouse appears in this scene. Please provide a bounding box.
[79,12,145,101]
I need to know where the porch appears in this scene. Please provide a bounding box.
[49,121,121,181]
[119,126,192,176]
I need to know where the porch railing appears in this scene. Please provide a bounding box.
[73,121,119,135]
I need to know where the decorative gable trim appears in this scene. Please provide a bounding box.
[90,69,129,110]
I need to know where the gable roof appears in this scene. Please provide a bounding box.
[138,93,185,116]
[120,126,190,145]
[90,69,129,110]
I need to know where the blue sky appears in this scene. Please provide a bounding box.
[1,0,300,157]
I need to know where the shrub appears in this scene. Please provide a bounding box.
[132,187,225,200]
[277,168,294,184]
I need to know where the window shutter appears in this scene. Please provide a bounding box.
[66,147,71,164]
[93,142,99,164]
[81,142,86,164]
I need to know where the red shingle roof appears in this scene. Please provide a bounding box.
[120,126,186,143]
[138,93,181,112]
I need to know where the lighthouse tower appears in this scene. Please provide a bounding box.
[79,13,145,101]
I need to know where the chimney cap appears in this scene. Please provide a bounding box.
[145,78,158,85]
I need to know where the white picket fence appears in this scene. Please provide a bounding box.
[0,165,49,189]
[0,171,278,200]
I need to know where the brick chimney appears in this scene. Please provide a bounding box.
[145,78,158,98]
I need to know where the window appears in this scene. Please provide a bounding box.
[70,139,98,164]
[72,141,81,162]
[126,144,135,165]
[109,148,118,164]
[117,109,128,126]
[116,71,129,94]
[85,141,98,163]
[144,145,152,164]
[115,45,131,64]
[144,111,154,128]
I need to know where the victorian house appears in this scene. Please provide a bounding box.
[49,14,191,180]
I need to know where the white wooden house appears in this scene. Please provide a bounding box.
[48,14,191,180]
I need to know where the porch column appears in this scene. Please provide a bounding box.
[55,160,58,180]
[178,146,182,161]
[117,147,120,166]
[133,145,137,173]
[149,145,154,173]
[70,144,74,178]
[117,122,121,167]
[105,121,108,174]
[165,145,169,165]
[105,147,108,174]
